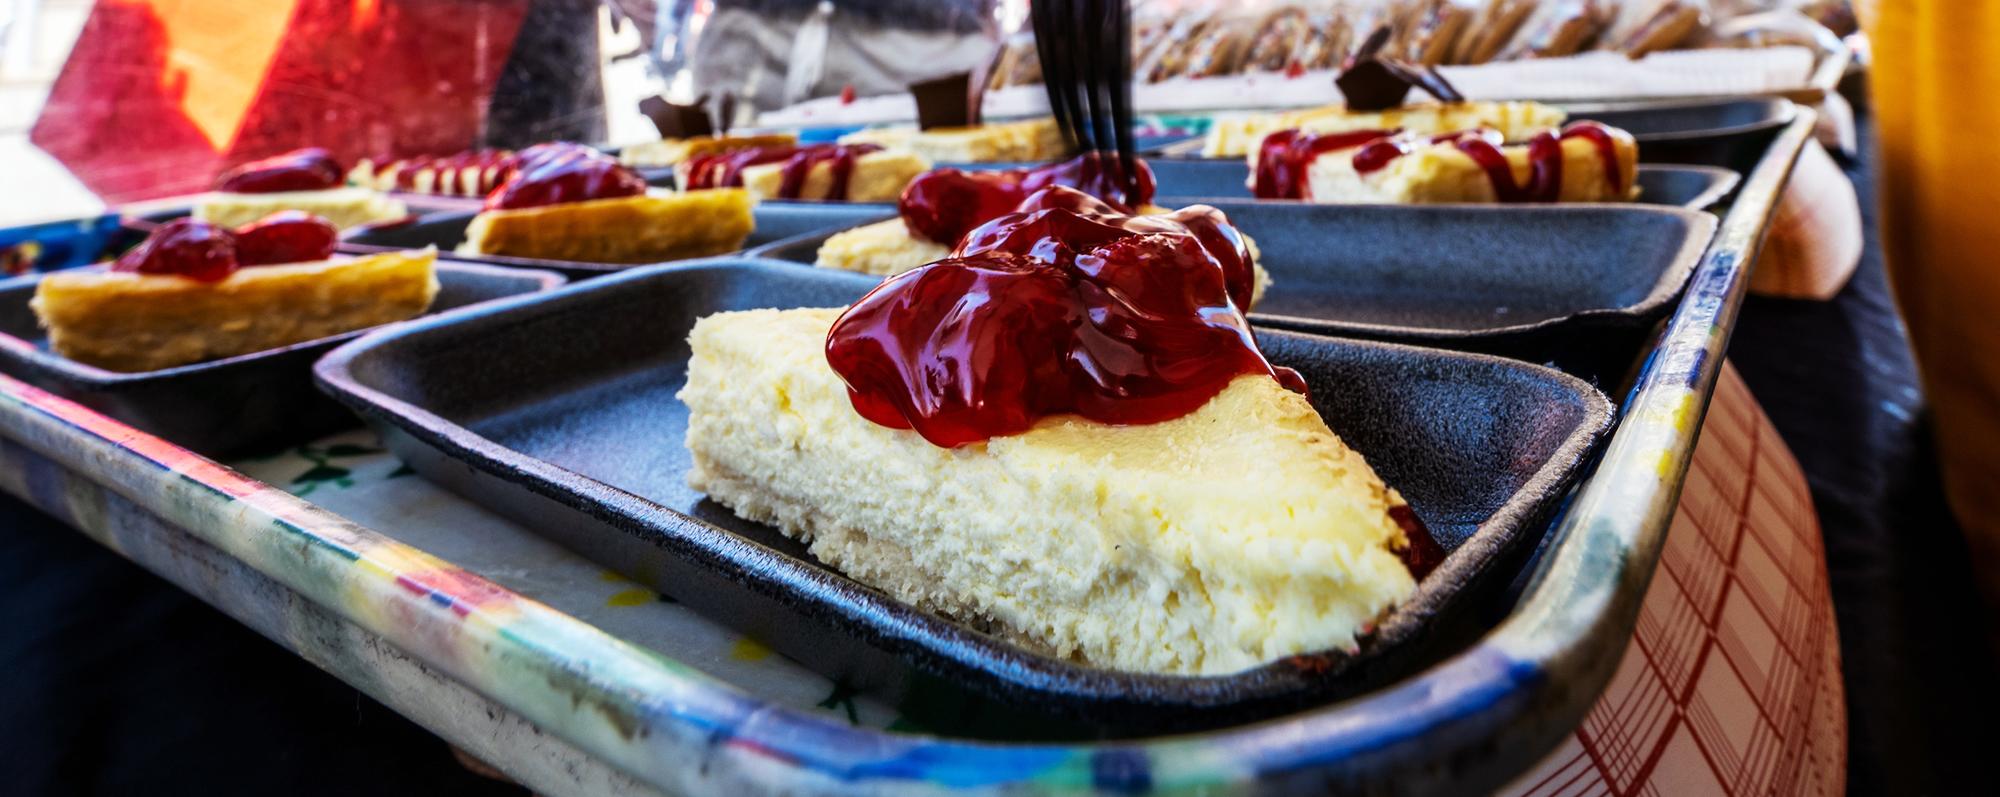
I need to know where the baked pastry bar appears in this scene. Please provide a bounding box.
[618,133,799,168]
[458,189,755,264]
[32,249,438,372]
[1202,100,1566,158]
[839,118,1066,163]
[195,187,407,231]
[1254,123,1640,204]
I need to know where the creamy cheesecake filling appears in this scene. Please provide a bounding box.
[1252,122,1639,203]
[680,308,1420,674]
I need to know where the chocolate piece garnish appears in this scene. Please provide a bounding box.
[911,71,982,131]
[1336,25,1465,112]
[639,95,714,138]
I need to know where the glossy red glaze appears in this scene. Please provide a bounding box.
[897,152,1158,246]
[1251,129,1397,199]
[683,143,884,200]
[234,211,337,266]
[1256,122,1625,202]
[215,147,344,193]
[827,185,1294,448]
[112,218,239,282]
[483,143,647,210]
[381,149,518,195]
[1390,505,1444,580]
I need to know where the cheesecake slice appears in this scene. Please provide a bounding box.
[458,189,754,263]
[194,186,407,231]
[1264,125,1640,204]
[619,133,798,168]
[680,307,1418,675]
[735,150,930,203]
[32,249,438,372]
[840,117,1066,163]
[1201,100,1566,158]
[816,216,1272,305]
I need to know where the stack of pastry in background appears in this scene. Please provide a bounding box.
[987,0,1847,90]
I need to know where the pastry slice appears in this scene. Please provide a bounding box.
[195,187,407,231]
[196,148,405,230]
[736,150,930,203]
[1254,123,1639,204]
[682,310,1416,674]
[34,249,437,372]
[840,117,1066,163]
[1201,100,1566,158]
[618,133,798,168]
[350,150,518,197]
[459,189,754,263]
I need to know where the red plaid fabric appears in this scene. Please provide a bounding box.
[1501,362,1846,796]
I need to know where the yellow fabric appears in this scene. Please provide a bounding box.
[1861,1,2000,638]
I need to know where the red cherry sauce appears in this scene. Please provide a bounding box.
[234,211,337,266]
[1558,121,1626,195]
[380,149,517,195]
[1251,129,1398,199]
[484,143,648,211]
[826,185,1295,448]
[113,219,239,282]
[1390,505,1444,580]
[683,143,885,200]
[215,148,344,193]
[896,152,1157,246]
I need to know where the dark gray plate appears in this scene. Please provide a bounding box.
[1132,161,1738,209]
[315,258,1613,732]
[750,203,1717,353]
[0,261,563,458]
[340,204,893,280]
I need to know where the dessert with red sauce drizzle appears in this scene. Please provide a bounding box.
[813,152,1277,296]
[1199,26,1570,159]
[196,147,407,231]
[1239,26,1639,203]
[31,213,438,372]
[618,132,798,169]
[678,185,1430,675]
[455,143,756,265]
[676,142,931,203]
[351,149,522,198]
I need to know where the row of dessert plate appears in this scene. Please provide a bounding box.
[0,111,1819,793]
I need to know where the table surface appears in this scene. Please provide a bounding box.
[0,112,1993,795]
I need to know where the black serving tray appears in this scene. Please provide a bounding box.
[751,203,1716,357]
[315,258,1613,732]
[340,203,893,280]
[1570,97,1796,175]
[1133,161,1738,209]
[0,261,564,458]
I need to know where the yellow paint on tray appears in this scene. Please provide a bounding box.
[605,588,655,607]
[730,638,773,662]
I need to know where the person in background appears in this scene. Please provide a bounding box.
[655,0,999,120]
[1858,0,2000,650]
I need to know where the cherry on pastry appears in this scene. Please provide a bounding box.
[234,211,338,266]
[112,218,239,282]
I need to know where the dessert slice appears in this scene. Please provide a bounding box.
[679,144,931,203]
[1251,122,1640,204]
[815,156,1273,303]
[839,117,1066,163]
[196,148,406,230]
[33,215,436,372]
[683,196,1425,675]
[456,143,754,263]
[1201,100,1567,158]
[350,150,519,197]
[618,132,798,168]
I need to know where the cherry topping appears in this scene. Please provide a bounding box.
[216,148,345,193]
[1252,128,1398,199]
[484,143,647,210]
[682,143,883,200]
[827,185,1292,448]
[112,219,239,282]
[897,152,1157,246]
[234,211,337,266]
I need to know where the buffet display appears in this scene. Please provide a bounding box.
[0,0,1850,787]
